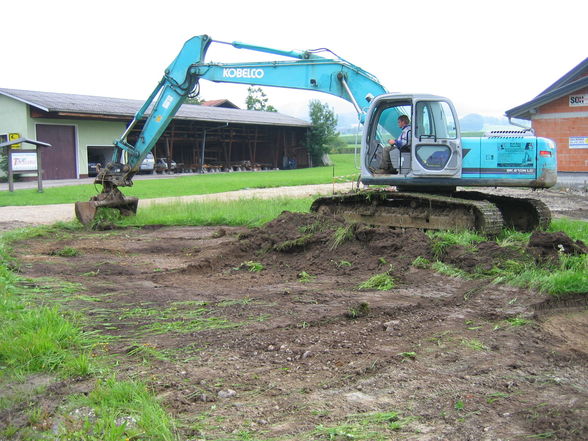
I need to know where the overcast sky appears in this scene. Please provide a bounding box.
[2,0,585,121]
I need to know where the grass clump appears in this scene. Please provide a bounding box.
[425,222,588,297]
[298,271,315,283]
[358,272,395,291]
[345,302,370,319]
[329,223,356,250]
[274,233,314,252]
[313,411,415,440]
[51,246,80,257]
[239,261,264,272]
[427,230,485,259]
[61,376,177,441]
[0,230,95,378]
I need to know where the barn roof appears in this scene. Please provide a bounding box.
[505,58,588,120]
[0,88,310,127]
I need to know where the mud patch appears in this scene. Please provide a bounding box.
[4,214,588,440]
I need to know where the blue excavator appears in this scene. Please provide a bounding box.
[75,35,556,235]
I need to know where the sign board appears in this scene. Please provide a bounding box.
[11,152,38,171]
[569,94,588,107]
[569,136,588,149]
[9,133,21,148]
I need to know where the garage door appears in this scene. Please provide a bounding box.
[36,124,77,179]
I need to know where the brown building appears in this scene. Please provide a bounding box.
[506,58,588,172]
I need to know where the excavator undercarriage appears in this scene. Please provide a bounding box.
[310,190,550,236]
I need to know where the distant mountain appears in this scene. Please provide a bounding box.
[459,114,514,131]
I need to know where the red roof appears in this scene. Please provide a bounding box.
[201,99,240,109]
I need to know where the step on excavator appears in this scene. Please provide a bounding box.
[75,35,556,235]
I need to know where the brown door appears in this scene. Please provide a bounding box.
[36,124,77,179]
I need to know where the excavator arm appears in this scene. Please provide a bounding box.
[75,35,387,224]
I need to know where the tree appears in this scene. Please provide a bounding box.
[184,96,205,105]
[245,87,277,112]
[307,100,339,166]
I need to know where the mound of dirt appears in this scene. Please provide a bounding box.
[527,231,588,262]
[234,211,433,280]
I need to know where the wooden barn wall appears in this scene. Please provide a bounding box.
[128,120,309,171]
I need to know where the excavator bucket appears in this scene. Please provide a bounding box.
[74,201,99,226]
[75,187,139,226]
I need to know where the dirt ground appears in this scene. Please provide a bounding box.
[1,188,588,440]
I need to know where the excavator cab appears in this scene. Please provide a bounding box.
[364,94,462,180]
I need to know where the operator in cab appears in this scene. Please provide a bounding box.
[374,115,411,174]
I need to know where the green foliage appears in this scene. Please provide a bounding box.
[122,197,313,228]
[307,99,339,165]
[358,272,395,291]
[245,87,277,112]
[0,227,96,379]
[461,338,488,351]
[313,411,414,440]
[345,302,370,319]
[52,246,80,257]
[427,230,486,259]
[61,376,177,441]
[241,261,264,272]
[329,224,355,250]
[273,233,314,252]
[298,271,315,283]
[411,256,431,269]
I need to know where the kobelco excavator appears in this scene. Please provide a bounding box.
[75,35,556,235]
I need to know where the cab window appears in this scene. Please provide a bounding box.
[415,101,457,140]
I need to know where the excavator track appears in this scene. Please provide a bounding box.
[310,191,504,236]
[453,191,551,232]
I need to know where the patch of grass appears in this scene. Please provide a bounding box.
[506,317,532,327]
[345,302,370,319]
[550,218,588,242]
[490,253,588,296]
[298,271,315,283]
[398,351,417,360]
[142,317,241,335]
[240,261,265,272]
[123,197,314,229]
[427,230,485,259]
[273,233,314,252]
[313,411,415,440]
[329,223,355,250]
[127,343,170,362]
[461,338,488,351]
[411,256,431,269]
[60,376,177,441]
[358,271,396,291]
[51,246,80,257]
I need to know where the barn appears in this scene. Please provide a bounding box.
[506,58,588,172]
[0,88,311,179]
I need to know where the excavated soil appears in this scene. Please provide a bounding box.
[2,212,588,440]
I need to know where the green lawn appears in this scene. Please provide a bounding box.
[0,154,359,207]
